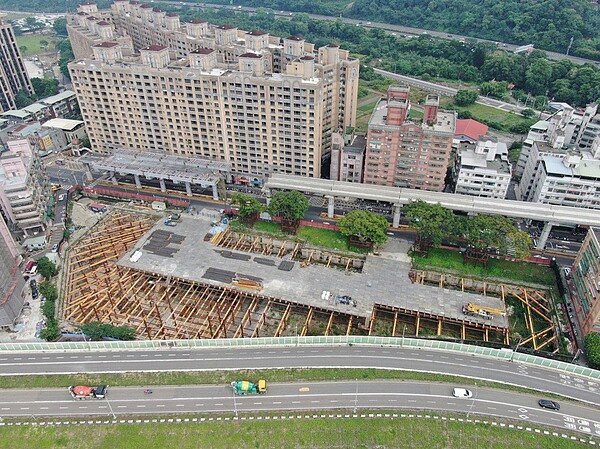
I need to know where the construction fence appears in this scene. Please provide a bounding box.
[0,336,597,380]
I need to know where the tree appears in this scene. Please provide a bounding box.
[230,193,264,220]
[40,321,60,341]
[14,89,34,108]
[454,89,478,106]
[480,81,509,99]
[584,332,600,370]
[463,215,530,258]
[525,58,553,96]
[338,209,389,246]
[267,191,309,221]
[521,108,535,118]
[402,200,455,246]
[19,45,28,54]
[36,256,57,279]
[53,17,67,36]
[39,283,57,302]
[39,39,49,50]
[31,77,59,98]
[80,321,136,341]
[509,121,533,134]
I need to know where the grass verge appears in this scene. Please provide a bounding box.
[0,415,588,449]
[230,220,367,254]
[412,248,556,286]
[0,368,565,400]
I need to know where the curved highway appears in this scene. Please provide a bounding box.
[1,382,599,437]
[1,346,598,406]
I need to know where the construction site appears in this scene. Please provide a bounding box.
[59,207,560,350]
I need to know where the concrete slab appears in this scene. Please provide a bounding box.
[117,216,508,328]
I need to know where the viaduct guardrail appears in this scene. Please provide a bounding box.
[0,336,597,380]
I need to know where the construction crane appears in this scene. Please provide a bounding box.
[462,303,506,320]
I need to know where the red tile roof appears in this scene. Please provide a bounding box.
[455,119,489,141]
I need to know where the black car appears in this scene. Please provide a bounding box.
[30,279,37,289]
[538,400,560,410]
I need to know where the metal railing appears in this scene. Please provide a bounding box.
[1,336,598,380]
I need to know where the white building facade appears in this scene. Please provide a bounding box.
[454,140,511,199]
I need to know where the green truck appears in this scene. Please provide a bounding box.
[231,380,267,395]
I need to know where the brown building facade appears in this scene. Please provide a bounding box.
[363,86,455,191]
[67,2,359,180]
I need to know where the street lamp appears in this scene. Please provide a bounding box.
[510,337,523,362]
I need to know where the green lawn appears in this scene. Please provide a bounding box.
[412,248,556,286]
[16,35,56,56]
[231,220,367,254]
[0,416,586,449]
[440,98,536,131]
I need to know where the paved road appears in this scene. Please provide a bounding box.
[1,381,599,436]
[0,346,598,406]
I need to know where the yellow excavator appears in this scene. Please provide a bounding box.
[462,303,506,320]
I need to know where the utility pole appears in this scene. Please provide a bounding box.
[566,36,574,56]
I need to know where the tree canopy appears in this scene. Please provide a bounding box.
[403,201,531,258]
[80,321,136,341]
[402,201,456,246]
[584,332,600,370]
[454,89,478,106]
[338,209,389,246]
[348,0,600,60]
[37,256,57,279]
[230,193,264,219]
[267,191,309,221]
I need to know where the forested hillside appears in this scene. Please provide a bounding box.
[348,0,600,60]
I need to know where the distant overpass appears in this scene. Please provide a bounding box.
[265,174,600,249]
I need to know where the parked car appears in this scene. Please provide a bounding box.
[58,194,65,201]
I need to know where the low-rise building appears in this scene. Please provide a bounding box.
[330,133,366,183]
[453,139,511,198]
[571,227,600,335]
[516,141,600,209]
[39,90,79,118]
[42,118,87,144]
[454,119,489,146]
[0,139,50,239]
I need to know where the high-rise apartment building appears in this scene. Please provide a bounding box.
[571,227,600,335]
[67,2,359,180]
[0,14,34,113]
[363,86,455,191]
[0,139,50,239]
[0,214,24,329]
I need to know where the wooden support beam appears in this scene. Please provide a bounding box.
[368,308,376,336]
[461,322,466,340]
[415,312,421,336]
[325,311,335,336]
[437,319,442,336]
[274,304,291,337]
[346,317,353,336]
[301,307,314,337]
[392,311,398,337]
